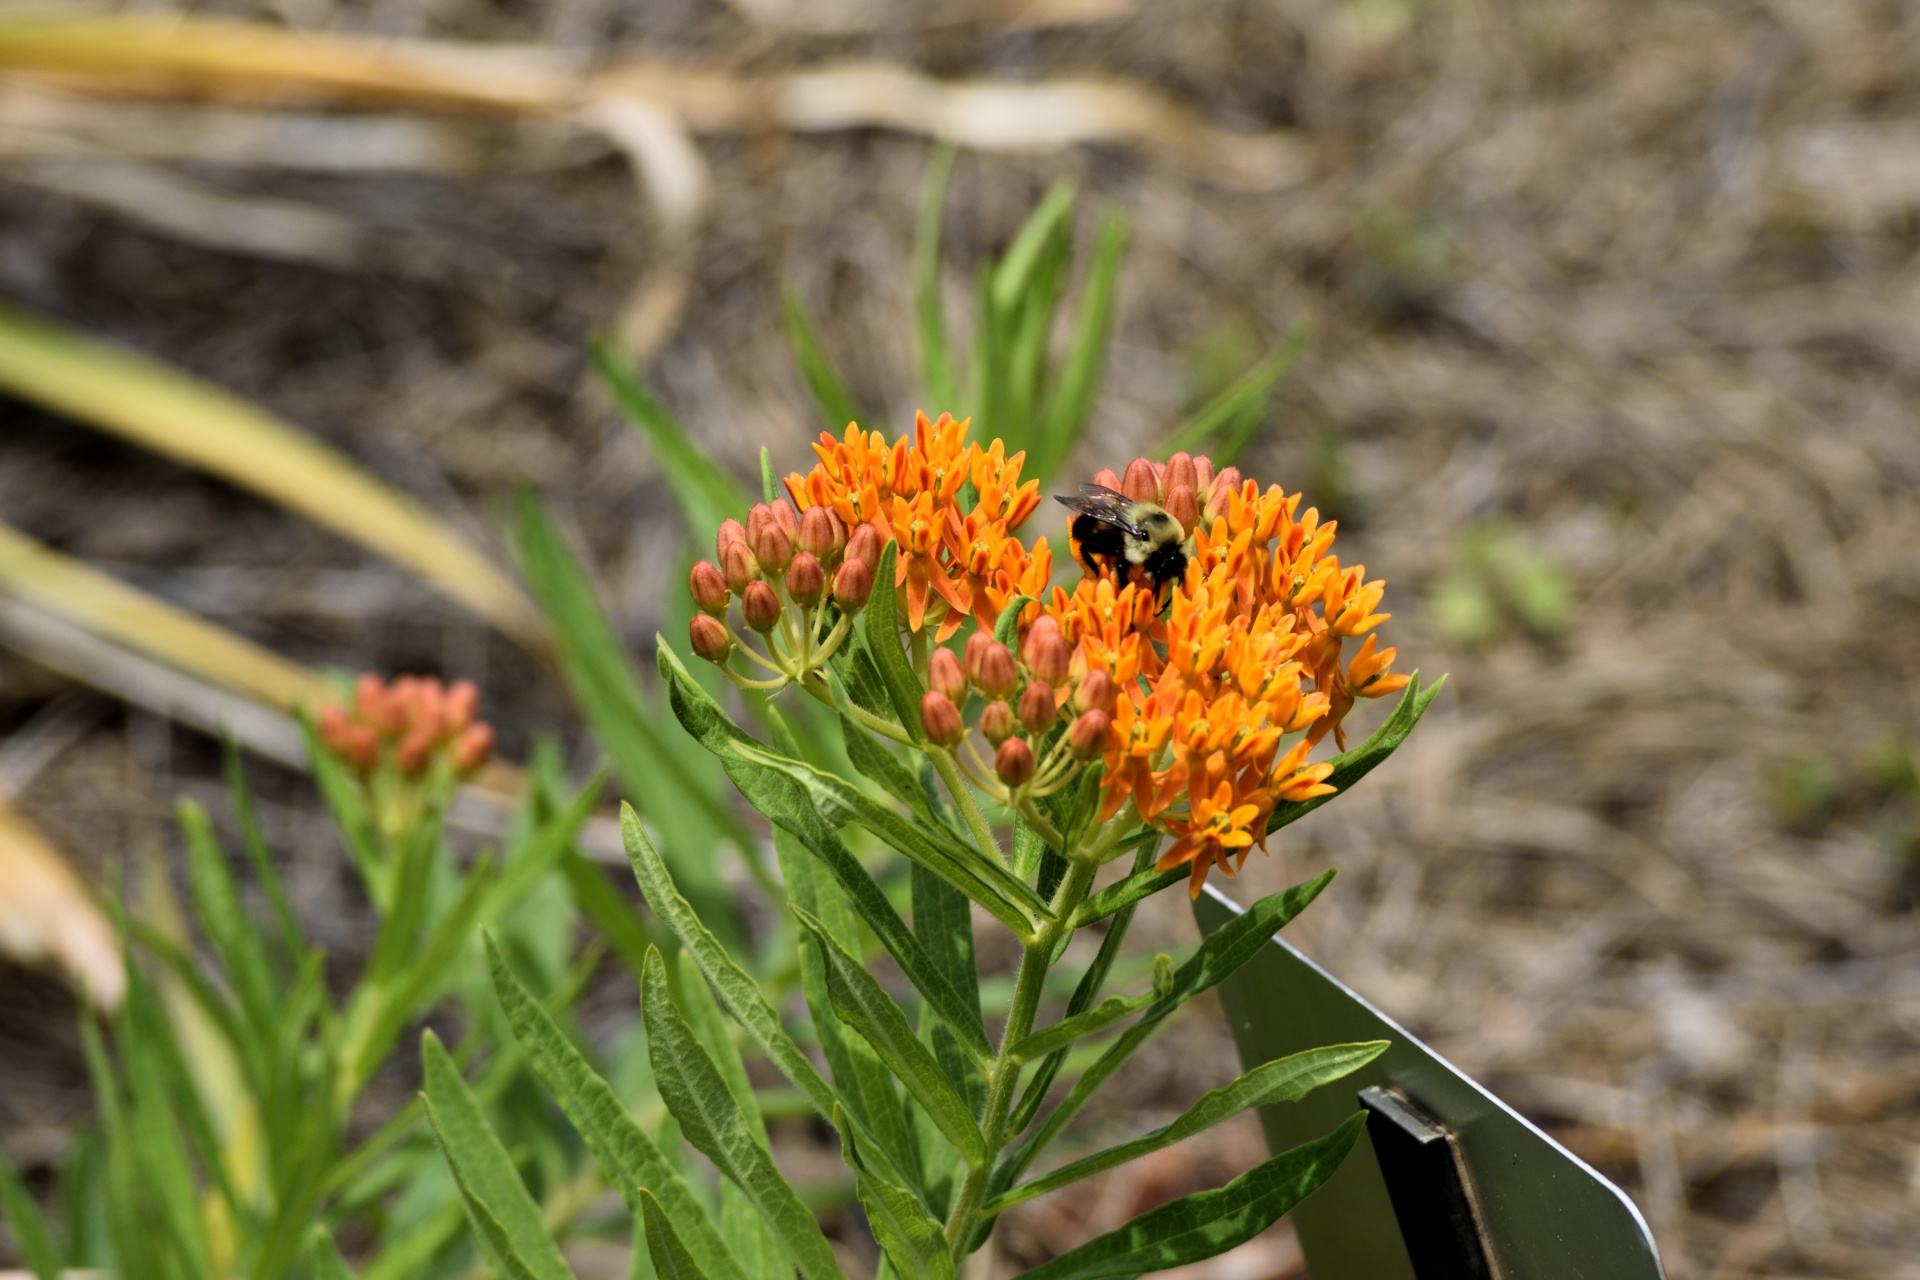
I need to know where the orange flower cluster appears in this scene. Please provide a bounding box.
[318,674,493,778]
[783,412,1043,640]
[1044,453,1409,895]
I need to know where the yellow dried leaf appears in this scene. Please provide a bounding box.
[0,798,121,1009]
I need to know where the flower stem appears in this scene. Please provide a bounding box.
[944,856,1097,1255]
[930,746,1004,867]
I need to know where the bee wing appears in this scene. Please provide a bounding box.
[1054,484,1147,537]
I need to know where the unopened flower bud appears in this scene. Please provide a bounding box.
[1166,451,1198,495]
[1205,467,1241,520]
[689,560,731,616]
[845,522,884,571]
[1122,457,1160,503]
[357,673,403,736]
[745,503,771,546]
[1023,618,1070,687]
[397,726,435,776]
[453,722,494,774]
[1074,669,1116,715]
[752,522,793,575]
[1019,681,1058,735]
[1164,483,1200,533]
[995,737,1035,788]
[341,723,380,772]
[690,613,733,664]
[741,581,781,632]
[797,505,845,562]
[832,558,874,611]
[318,703,352,750]
[721,540,760,592]
[786,552,826,607]
[1092,467,1123,492]
[973,641,1019,699]
[770,499,800,538]
[920,691,964,746]
[717,518,748,558]
[929,647,967,703]
[979,700,1016,746]
[445,679,479,733]
[1069,709,1111,760]
[1193,454,1215,493]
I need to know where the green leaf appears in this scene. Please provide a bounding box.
[560,848,665,981]
[838,709,942,829]
[1157,321,1311,464]
[658,648,992,1067]
[641,949,847,1280]
[593,338,751,538]
[834,1105,952,1280]
[675,949,768,1146]
[420,1030,576,1280]
[486,938,749,1280]
[222,732,302,961]
[176,797,279,1030]
[761,447,779,505]
[1007,990,1156,1065]
[732,739,1045,938]
[1069,863,1185,929]
[992,595,1036,652]
[303,1224,358,1280]
[914,142,959,413]
[1032,208,1128,483]
[0,1138,60,1280]
[113,969,216,1278]
[516,490,743,947]
[641,1188,715,1280]
[784,289,865,433]
[910,861,984,1113]
[1268,673,1444,835]
[484,770,604,922]
[991,182,1076,317]
[1009,871,1336,1176]
[302,712,384,903]
[1012,1113,1366,1280]
[792,906,987,1169]
[863,543,926,740]
[989,1044,1386,1213]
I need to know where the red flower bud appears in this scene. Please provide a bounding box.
[721,541,760,593]
[445,679,479,733]
[832,558,874,611]
[453,722,494,774]
[1166,451,1198,495]
[356,673,404,736]
[690,613,733,664]
[1091,467,1123,492]
[717,518,748,559]
[741,581,781,632]
[341,723,380,772]
[1122,457,1160,503]
[1069,709,1111,760]
[973,640,1019,699]
[1074,669,1116,715]
[318,703,351,750]
[929,647,967,703]
[995,737,1035,788]
[1193,454,1215,493]
[964,629,995,675]
[1023,618,1070,687]
[1018,681,1058,735]
[396,726,435,776]
[979,700,1016,746]
[745,503,771,546]
[920,691,964,746]
[1164,483,1200,533]
[769,499,800,540]
[752,523,793,575]
[1205,467,1241,520]
[689,560,731,616]
[786,552,826,607]
[797,505,845,562]
[845,522,884,571]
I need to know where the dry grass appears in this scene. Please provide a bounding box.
[4,0,1920,1277]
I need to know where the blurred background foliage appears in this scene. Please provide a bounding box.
[1,0,1919,1277]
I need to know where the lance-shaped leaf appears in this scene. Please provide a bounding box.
[1155,321,1312,467]
[658,647,992,1066]
[784,289,865,433]
[0,1138,60,1280]
[793,906,987,1169]
[1012,1113,1366,1280]
[420,1031,576,1280]
[176,799,278,1032]
[834,1105,953,1280]
[911,861,984,1113]
[641,949,847,1280]
[485,938,748,1280]
[863,543,927,738]
[1267,673,1445,835]
[641,1188,713,1280]
[734,740,1044,936]
[1009,871,1335,1177]
[914,142,958,412]
[988,1043,1386,1213]
[592,340,750,541]
[838,707,942,830]
[1031,207,1128,485]
[1007,989,1157,1065]
[304,1225,359,1280]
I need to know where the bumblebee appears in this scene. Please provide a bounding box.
[1055,484,1191,593]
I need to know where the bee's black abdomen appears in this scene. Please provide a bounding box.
[1070,513,1129,575]
[1142,542,1189,588]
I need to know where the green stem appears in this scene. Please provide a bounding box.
[799,673,915,744]
[944,856,1097,1255]
[930,746,1004,867]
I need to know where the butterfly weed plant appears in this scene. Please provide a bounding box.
[426,405,1442,1280]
